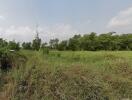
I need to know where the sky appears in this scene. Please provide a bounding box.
[0,0,132,42]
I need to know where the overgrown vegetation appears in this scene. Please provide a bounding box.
[0,32,131,100]
[0,50,131,100]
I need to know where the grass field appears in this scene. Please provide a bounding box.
[0,50,132,100]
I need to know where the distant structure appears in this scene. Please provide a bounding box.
[35,24,40,39]
[32,24,41,51]
[9,50,15,52]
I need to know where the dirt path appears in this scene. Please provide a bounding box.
[0,92,8,100]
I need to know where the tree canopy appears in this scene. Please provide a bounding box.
[0,32,132,51]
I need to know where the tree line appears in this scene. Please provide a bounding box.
[0,32,132,51]
[48,32,132,51]
[57,32,132,51]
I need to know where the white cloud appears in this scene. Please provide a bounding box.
[3,26,34,42]
[0,15,5,21]
[0,24,78,42]
[107,7,132,30]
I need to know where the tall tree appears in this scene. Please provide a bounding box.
[58,40,68,51]
[22,42,32,50]
[49,38,59,49]
[68,35,81,51]
[32,31,41,51]
[8,40,20,51]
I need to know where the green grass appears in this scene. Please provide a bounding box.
[0,50,132,100]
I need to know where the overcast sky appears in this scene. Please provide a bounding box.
[0,0,132,42]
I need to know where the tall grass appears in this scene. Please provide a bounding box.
[0,50,132,100]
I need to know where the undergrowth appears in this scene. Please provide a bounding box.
[0,50,132,100]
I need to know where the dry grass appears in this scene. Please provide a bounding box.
[0,50,132,100]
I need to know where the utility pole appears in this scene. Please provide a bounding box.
[35,24,40,40]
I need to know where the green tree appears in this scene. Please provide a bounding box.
[58,40,68,51]
[32,33,41,51]
[8,40,20,51]
[22,42,32,50]
[68,35,81,51]
[49,38,59,49]
[80,32,97,51]
[0,38,8,48]
[41,42,47,48]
